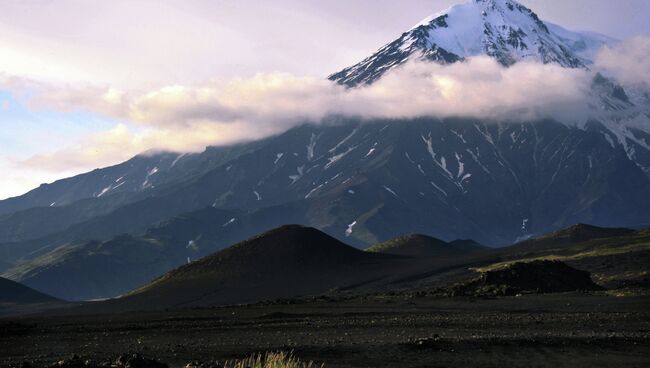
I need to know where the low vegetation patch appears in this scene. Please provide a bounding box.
[474,242,650,273]
[15,352,323,368]
[223,352,323,368]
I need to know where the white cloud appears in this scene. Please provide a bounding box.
[341,58,591,123]
[3,42,649,176]
[11,55,593,130]
[596,36,650,88]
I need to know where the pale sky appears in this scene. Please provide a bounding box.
[1,0,649,199]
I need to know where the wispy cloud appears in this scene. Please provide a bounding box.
[595,36,650,88]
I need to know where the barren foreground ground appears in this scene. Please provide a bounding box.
[2,293,649,368]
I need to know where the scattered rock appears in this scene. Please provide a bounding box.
[404,335,447,351]
[183,361,224,368]
[115,353,168,368]
[52,354,87,368]
[31,353,170,368]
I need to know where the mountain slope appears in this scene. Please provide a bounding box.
[367,234,483,257]
[57,223,650,314]
[492,225,650,289]
[2,119,649,270]
[1,207,244,300]
[329,0,613,87]
[0,143,262,244]
[0,276,59,304]
[0,0,649,304]
[0,0,646,254]
[104,225,413,310]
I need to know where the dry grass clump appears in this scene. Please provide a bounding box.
[224,351,323,368]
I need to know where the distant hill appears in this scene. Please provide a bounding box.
[509,224,636,254]
[0,276,59,304]
[536,224,635,243]
[1,205,316,301]
[32,223,650,315]
[366,234,483,257]
[112,225,403,309]
[83,225,492,313]
[496,224,650,289]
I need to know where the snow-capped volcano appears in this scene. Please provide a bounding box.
[329,0,616,86]
[328,0,650,177]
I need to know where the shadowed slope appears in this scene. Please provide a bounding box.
[110,225,405,310]
[451,260,603,296]
[537,224,635,243]
[366,234,483,257]
[509,224,637,254]
[0,277,59,304]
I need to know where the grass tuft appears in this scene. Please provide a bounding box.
[224,351,323,368]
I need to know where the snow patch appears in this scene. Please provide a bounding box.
[307,133,318,161]
[274,153,284,164]
[171,153,186,167]
[186,240,198,250]
[465,148,491,175]
[430,181,448,197]
[329,128,358,153]
[325,146,356,169]
[383,185,398,197]
[405,152,415,164]
[142,166,159,189]
[365,142,378,157]
[345,221,357,237]
[96,185,112,198]
[289,165,305,184]
[305,184,325,199]
[422,133,454,179]
[455,152,465,178]
[330,172,343,181]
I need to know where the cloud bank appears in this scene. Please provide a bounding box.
[3,37,650,175]
[22,56,593,127]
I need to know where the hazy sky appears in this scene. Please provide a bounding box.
[1,0,649,199]
[1,0,648,86]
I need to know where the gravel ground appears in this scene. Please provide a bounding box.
[1,292,649,368]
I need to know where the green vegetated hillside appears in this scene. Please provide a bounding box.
[491,224,650,290]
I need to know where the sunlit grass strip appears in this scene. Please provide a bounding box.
[605,289,650,297]
[471,241,650,273]
[224,351,324,368]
